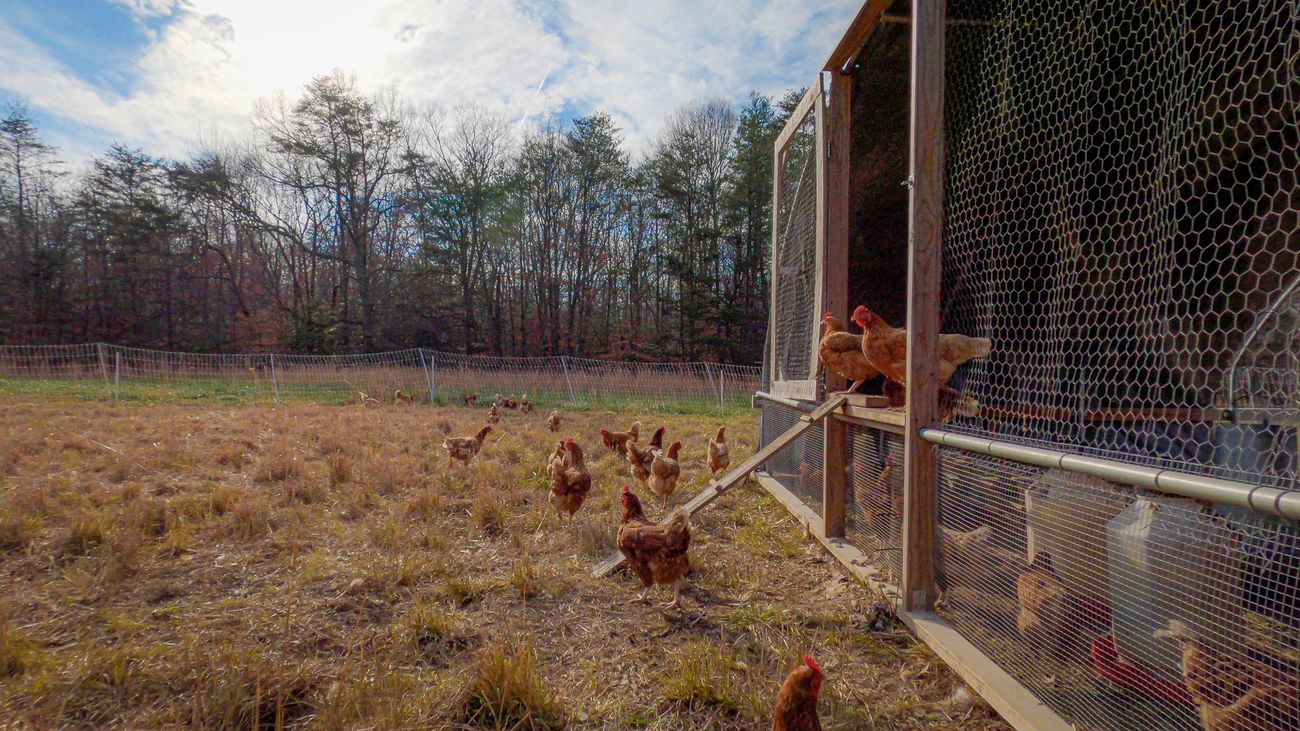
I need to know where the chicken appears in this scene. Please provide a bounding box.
[617,485,691,608]
[628,426,666,485]
[773,655,824,731]
[357,391,380,409]
[934,523,992,610]
[547,410,561,432]
[1016,552,1066,655]
[707,425,730,478]
[394,389,416,405]
[441,425,492,468]
[519,395,534,414]
[486,404,501,424]
[548,439,592,523]
[463,393,478,407]
[600,420,642,457]
[819,312,880,393]
[494,394,519,409]
[649,441,683,508]
[851,305,988,416]
[1155,619,1300,731]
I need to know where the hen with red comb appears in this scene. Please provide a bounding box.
[773,655,824,731]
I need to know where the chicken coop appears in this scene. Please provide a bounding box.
[757,2,1300,730]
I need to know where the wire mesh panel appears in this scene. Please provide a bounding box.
[769,87,822,399]
[934,445,1300,731]
[939,1,1300,491]
[759,400,824,515]
[845,423,904,586]
[0,344,109,400]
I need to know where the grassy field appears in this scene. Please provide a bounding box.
[0,377,753,416]
[0,399,1008,730]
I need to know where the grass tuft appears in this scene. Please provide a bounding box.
[463,637,565,730]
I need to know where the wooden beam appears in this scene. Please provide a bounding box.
[899,612,1077,731]
[756,472,900,607]
[901,0,946,613]
[774,84,821,153]
[593,395,849,577]
[821,69,852,539]
[825,0,896,72]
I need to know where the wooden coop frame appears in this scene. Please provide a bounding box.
[755,2,1300,731]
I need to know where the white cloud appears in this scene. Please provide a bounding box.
[0,0,860,161]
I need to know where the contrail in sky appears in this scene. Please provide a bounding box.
[516,66,553,133]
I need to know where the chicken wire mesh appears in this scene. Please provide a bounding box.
[0,343,759,412]
[939,0,1300,492]
[759,399,824,514]
[771,98,820,389]
[933,445,1299,731]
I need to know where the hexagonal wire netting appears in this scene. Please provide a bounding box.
[929,2,1300,730]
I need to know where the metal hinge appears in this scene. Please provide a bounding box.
[901,175,915,190]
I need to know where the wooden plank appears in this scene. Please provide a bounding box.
[825,0,896,72]
[774,84,821,153]
[812,79,830,392]
[844,393,891,408]
[901,0,946,613]
[593,395,849,577]
[823,416,848,538]
[756,472,900,606]
[823,71,852,395]
[836,408,907,436]
[899,611,1077,731]
[769,379,818,401]
[770,130,783,401]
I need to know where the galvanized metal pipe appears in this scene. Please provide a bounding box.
[920,427,1300,522]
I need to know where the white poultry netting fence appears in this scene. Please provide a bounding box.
[0,343,759,412]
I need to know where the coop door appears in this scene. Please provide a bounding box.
[769,83,826,401]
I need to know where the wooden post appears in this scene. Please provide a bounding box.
[822,69,853,539]
[562,357,576,403]
[902,0,946,612]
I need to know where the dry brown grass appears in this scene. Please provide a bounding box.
[0,400,1009,730]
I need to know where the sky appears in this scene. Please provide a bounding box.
[0,0,861,164]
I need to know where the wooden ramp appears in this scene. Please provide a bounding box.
[592,394,848,577]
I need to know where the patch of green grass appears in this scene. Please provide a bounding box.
[463,637,565,731]
[660,639,748,712]
[0,377,755,415]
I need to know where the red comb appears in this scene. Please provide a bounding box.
[621,485,631,495]
[804,655,821,674]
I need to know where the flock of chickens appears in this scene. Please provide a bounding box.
[436,394,825,728]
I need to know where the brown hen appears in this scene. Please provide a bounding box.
[617,485,690,608]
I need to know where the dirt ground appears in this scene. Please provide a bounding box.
[0,400,1010,730]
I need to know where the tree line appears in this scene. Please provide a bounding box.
[0,72,801,364]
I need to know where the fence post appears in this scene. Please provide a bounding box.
[421,349,437,404]
[718,365,725,410]
[113,350,121,402]
[901,0,946,613]
[269,354,281,404]
[96,343,110,399]
[561,357,577,403]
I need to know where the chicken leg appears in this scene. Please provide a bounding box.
[662,580,684,610]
